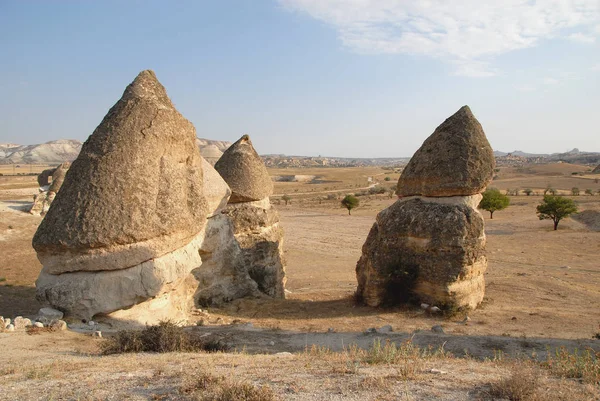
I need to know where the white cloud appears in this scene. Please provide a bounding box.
[279,0,600,77]
[568,32,596,43]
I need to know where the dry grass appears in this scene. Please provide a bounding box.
[100,321,229,355]
[179,371,276,401]
[542,347,600,384]
[488,363,541,401]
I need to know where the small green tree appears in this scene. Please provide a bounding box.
[584,188,594,196]
[341,195,359,215]
[571,187,580,196]
[523,188,533,196]
[479,188,510,219]
[281,194,291,206]
[536,195,578,230]
[384,176,391,181]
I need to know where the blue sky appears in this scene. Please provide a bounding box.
[1,1,599,157]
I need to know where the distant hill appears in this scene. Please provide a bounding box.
[0,138,233,165]
[0,140,82,164]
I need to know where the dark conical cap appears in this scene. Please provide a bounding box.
[32,70,208,274]
[397,105,495,197]
[214,135,273,203]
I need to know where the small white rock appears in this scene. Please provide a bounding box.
[420,303,430,309]
[13,316,32,329]
[269,341,275,346]
[6,324,15,332]
[430,369,447,374]
[34,322,44,328]
[88,320,96,327]
[430,306,441,313]
[50,320,68,331]
[92,331,102,338]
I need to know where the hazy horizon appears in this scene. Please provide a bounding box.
[1,1,599,158]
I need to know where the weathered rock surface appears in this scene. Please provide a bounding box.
[29,192,52,216]
[32,70,208,274]
[37,307,64,324]
[36,230,205,320]
[201,157,231,216]
[193,214,260,306]
[37,168,56,187]
[223,198,286,298]
[397,106,494,197]
[215,135,273,203]
[356,197,486,309]
[48,162,70,193]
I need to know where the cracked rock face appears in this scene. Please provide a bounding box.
[32,70,208,274]
[215,135,273,203]
[357,106,492,310]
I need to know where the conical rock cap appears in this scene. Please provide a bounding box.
[397,106,494,197]
[214,135,273,203]
[33,70,208,274]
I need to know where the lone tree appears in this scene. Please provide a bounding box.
[584,188,594,196]
[571,187,580,196]
[523,188,533,196]
[536,195,578,230]
[479,188,510,219]
[341,194,359,215]
[281,194,291,206]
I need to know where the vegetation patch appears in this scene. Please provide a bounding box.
[100,321,229,355]
[179,371,275,401]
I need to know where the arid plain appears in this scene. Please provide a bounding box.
[1,162,599,400]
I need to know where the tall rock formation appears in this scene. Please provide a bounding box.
[30,162,71,216]
[208,135,286,300]
[34,70,209,321]
[356,106,493,310]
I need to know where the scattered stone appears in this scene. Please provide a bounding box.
[430,306,441,313]
[49,320,68,331]
[92,331,102,338]
[37,307,64,324]
[431,325,445,333]
[6,324,15,332]
[377,325,393,333]
[365,327,377,334]
[462,316,471,324]
[4,318,10,328]
[88,321,96,327]
[215,135,273,203]
[420,303,429,309]
[269,341,275,346]
[397,105,494,197]
[33,322,44,328]
[511,316,517,321]
[429,369,448,374]
[327,328,336,333]
[13,317,32,330]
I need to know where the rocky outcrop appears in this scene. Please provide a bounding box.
[33,70,209,322]
[33,70,208,275]
[215,135,273,203]
[30,163,70,216]
[357,106,493,310]
[206,135,286,301]
[37,168,56,187]
[397,106,494,197]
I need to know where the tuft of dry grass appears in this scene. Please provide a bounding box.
[100,321,229,355]
[541,347,600,385]
[488,363,541,401]
[180,371,275,401]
